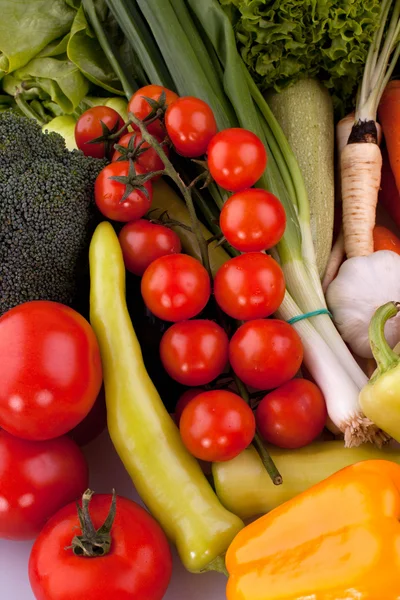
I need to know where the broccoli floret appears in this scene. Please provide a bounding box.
[0,111,106,316]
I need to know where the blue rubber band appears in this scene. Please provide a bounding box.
[287,309,333,325]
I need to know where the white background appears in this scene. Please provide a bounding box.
[0,430,227,599]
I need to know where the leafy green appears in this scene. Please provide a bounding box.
[67,4,125,94]
[0,0,76,73]
[219,0,382,113]
[2,57,89,114]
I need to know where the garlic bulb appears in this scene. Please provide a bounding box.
[326,250,400,358]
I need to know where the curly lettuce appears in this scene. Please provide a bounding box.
[219,0,381,113]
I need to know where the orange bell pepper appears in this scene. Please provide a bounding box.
[226,460,400,600]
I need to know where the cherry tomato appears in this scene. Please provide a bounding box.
[0,430,88,540]
[229,319,303,390]
[180,390,255,462]
[68,387,107,447]
[75,106,124,159]
[214,253,285,320]
[95,161,152,222]
[128,85,179,138]
[160,320,229,386]
[119,219,182,276]
[112,132,168,178]
[219,188,286,252]
[174,388,204,425]
[0,301,102,441]
[207,128,267,192]
[165,96,217,158]
[141,254,211,322]
[29,493,172,600]
[256,379,327,449]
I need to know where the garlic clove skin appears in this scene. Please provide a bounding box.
[326,250,400,359]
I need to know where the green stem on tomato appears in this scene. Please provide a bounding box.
[127,110,212,277]
[233,373,283,486]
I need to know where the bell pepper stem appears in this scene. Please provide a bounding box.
[233,373,283,485]
[369,302,400,373]
[201,555,229,577]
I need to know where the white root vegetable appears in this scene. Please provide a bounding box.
[326,250,400,358]
[322,231,344,293]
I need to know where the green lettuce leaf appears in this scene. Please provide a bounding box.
[220,0,381,113]
[67,5,124,94]
[2,56,89,113]
[0,0,76,73]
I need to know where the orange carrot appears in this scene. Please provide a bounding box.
[373,224,400,255]
[379,145,400,229]
[378,80,400,195]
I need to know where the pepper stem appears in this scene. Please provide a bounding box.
[369,302,400,373]
[69,489,116,558]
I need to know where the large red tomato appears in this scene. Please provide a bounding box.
[0,431,88,540]
[165,96,217,157]
[229,319,303,390]
[0,301,103,440]
[29,492,172,600]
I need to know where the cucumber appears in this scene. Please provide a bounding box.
[267,79,335,278]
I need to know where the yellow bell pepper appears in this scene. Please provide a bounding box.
[226,459,400,599]
[360,302,400,442]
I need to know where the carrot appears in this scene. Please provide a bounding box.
[373,224,400,254]
[379,145,400,229]
[341,1,400,259]
[378,80,400,195]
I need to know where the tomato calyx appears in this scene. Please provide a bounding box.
[137,90,169,126]
[69,489,116,558]
[109,159,162,203]
[87,119,128,157]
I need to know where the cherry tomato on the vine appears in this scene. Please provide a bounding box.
[207,128,267,192]
[180,390,256,462]
[112,132,168,178]
[229,319,303,390]
[29,493,172,600]
[256,379,327,449]
[0,431,88,540]
[141,254,211,322]
[119,219,182,276]
[214,253,285,321]
[220,188,286,252]
[95,161,152,222]
[128,85,179,139]
[174,388,204,425]
[160,320,229,386]
[0,301,103,441]
[165,96,217,158]
[75,106,124,159]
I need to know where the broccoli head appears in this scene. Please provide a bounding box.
[0,111,106,316]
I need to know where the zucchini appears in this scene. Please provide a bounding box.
[267,79,335,278]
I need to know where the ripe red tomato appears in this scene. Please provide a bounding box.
[128,84,179,138]
[141,254,211,322]
[0,430,88,540]
[75,106,124,159]
[219,188,286,252]
[229,319,303,390]
[207,128,267,192]
[214,253,285,320]
[174,388,204,425]
[68,387,107,447]
[256,379,327,449]
[112,131,168,178]
[165,96,217,157]
[160,320,229,386]
[0,301,102,440]
[180,390,256,462]
[95,161,152,222]
[119,219,182,276]
[29,493,172,600]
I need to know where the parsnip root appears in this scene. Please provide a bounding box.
[322,230,345,292]
[341,142,382,258]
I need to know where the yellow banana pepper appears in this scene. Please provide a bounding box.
[226,459,400,600]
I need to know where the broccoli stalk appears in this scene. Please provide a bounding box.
[0,111,106,316]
